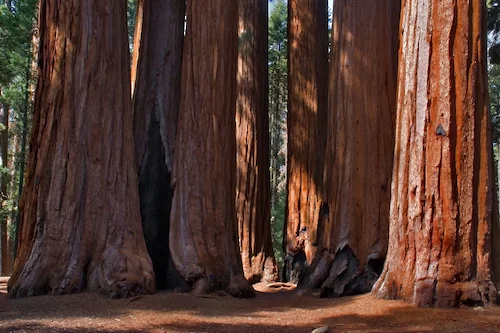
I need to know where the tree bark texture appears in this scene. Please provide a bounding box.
[131,0,185,290]
[372,0,499,307]
[285,0,329,284]
[236,0,278,285]
[8,0,155,298]
[169,0,254,298]
[302,0,400,296]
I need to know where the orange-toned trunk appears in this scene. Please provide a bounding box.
[285,0,329,284]
[237,0,278,284]
[301,0,400,296]
[373,0,499,307]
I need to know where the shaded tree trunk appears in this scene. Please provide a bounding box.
[8,0,155,298]
[302,0,400,296]
[131,0,185,290]
[285,0,329,284]
[237,0,278,284]
[373,0,499,307]
[170,0,254,298]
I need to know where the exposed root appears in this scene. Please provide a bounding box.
[266,282,297,291]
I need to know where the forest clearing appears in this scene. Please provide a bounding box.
[2,278,500,333]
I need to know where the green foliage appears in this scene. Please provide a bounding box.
[127,0,137,52]
[268,0,288,273]
[0,0,37,261]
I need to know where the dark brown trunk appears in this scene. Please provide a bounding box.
[302,0,400,296]
[170,0,254,298]
[131,0,185,290]
[8,0,155,298]
[373,0,499,307]
[237,0,278,284]
[285,0,329,284]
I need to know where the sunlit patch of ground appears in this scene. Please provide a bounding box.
[1,278,500,333]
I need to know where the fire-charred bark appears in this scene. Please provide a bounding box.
[131,0,185,290]
[237,0,278,285]
[285,0,329,284]
[301,0,400,296]
[169,0,254,298]
[373,0,499,307]
[8,0,155,298]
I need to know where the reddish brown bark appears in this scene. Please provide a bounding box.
[285,0,329,284]
[302,0,400,296]
[373,0,499,307]
[131,0,185,290]
[8,0,155,298]
[236,0,278,285]
[169,0,254,298]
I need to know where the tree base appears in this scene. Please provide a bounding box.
[292,246,384,298]
[373,273,498,307]
[9,247,155,299]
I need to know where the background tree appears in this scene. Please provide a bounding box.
[373,0,499,307]
[0,0,37,277]
[268,0,288,272]
[237,0,278,284]
[284,0,328,284]
[169,0,254,298]
[302,0,400,296]
[131,0,185,290]
[8,0,155,298]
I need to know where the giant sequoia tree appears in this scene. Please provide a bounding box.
[8,0,155,298]
[299,0,400,295]
[169,0,254,298]
[285,0,329,283]
[373,0,500,307]
[131,0,185,290]
[237,0,278,284]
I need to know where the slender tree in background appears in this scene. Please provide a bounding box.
[301,0,400,296]
[237,0,278,284]
[284,0,329,284]
[131,0,185,290]
[169,0,254,298]
[8,0,155,298]
[373,0,500,307]
[0,0,37,276]
[268,0,288,270]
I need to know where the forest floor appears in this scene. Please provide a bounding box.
[1,278,500,333]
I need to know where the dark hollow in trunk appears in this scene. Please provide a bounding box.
[131,0,185,290]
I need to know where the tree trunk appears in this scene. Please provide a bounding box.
[285,0,329,284]
[170,0,254,298]
[131,0,185,290]
[237,0,278,284]
[8,0,155,298]
[373,0,499,307]
[302,0,400,296]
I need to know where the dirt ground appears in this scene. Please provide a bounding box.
[1,278,500,333]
